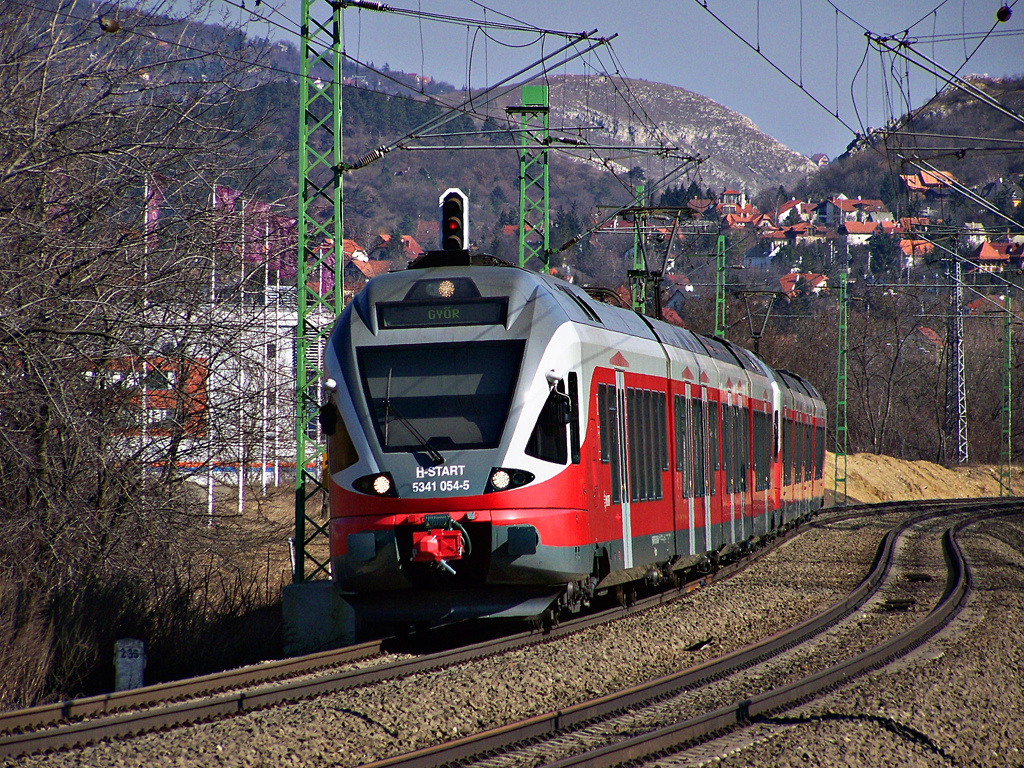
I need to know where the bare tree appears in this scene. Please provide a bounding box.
[0,0,290,705]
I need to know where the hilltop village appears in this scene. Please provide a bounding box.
[331,170,1024,312]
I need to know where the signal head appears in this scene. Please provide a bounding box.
[439,188,469,251]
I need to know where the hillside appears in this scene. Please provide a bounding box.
[244,67,819,241]
[521,75,818,193]
[824,452,1021,506]
[792,75,1024,226]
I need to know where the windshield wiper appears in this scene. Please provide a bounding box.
[381,372,445,466]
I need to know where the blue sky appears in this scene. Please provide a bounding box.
[228,0,1023,158]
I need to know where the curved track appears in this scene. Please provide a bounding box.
[0,498,1009,762]
[357,499,1019,768]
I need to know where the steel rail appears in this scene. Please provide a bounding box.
[0,498,997,760]
[0,640,385,734]
[354,499,1020,768]
[539,504,1018,768]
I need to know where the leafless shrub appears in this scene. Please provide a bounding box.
[0,0,294,705]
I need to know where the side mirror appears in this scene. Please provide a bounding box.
[554,392,573,425]
[319,403,338,436]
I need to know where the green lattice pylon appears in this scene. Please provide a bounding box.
[294,0,345,582]
[629,184,647,312]
[1000,294,1012,496]
[714,235,727,339]
[833,268,849,505]
[507,86,549,270]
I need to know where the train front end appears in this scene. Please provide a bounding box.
[321,261,592,626]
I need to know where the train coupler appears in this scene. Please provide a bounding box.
[411,528,464,563]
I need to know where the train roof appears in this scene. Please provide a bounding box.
[363,256,820,402]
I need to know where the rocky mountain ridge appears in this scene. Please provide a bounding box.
[514,75,818,194]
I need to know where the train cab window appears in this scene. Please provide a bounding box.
[526,384,569,465]
[359,340,523,453]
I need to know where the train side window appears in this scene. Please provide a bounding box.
[674,395,685,473]
[639,390,649,501]
[782,418,791,486]
[525,386,568,465]
[652,391,664,500]
[627,388,640,503]
[643,390,654,501]
[752,410,764,492]
[658,392,668,473]
[804,421,813,481]
[675,395,690,497]
[568,372,580,465]
[707,400,718,495]
[738,406,749,493]
[598,384,610,462]
[692,398,706,497]
[814,424,825,479]
[795,419,804,482]
[721,405,732,494]
[609,390,621,504]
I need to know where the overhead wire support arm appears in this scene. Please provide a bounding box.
[866,33,1024,131]
[336,31,615,173]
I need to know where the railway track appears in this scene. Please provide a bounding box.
[355,498,1021,768]
[0,498,1004,762]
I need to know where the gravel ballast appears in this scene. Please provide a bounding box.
[11,511,1022,768]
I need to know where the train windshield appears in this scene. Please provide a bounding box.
[358,341,525,452]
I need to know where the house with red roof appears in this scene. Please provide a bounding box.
[778,271,828,299]
[839,221,882,246]
[775,199,814,226]
[900,170,957,196]
[820,196,893,227]
[900,239,934,262]
[970,241,1024,273]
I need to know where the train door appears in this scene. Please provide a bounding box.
[700,385,712,553]
[614,370,633,569]
[770,382,783,521]
[671,389,691,557]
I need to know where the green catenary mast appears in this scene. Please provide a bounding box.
[507,85,550,271]
[294,0,346,582]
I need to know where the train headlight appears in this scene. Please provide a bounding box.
[485,467,535,493]
[353,472,399,497]
[437,279,456,298]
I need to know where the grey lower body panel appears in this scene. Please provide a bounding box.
[343,586,564,624]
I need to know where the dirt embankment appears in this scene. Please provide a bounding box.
[824,451,1022,506]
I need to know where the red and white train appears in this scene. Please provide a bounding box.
[320,250,826,626]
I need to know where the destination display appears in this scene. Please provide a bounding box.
[378,297,508,329]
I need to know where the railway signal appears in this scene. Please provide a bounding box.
[439,188,469,251]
